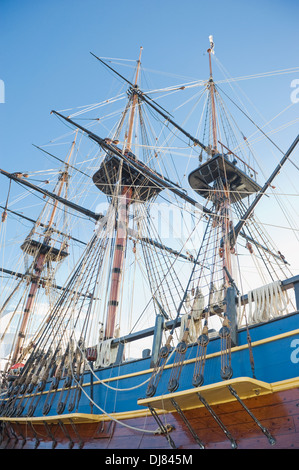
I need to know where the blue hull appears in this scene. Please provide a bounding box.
[8,311,297,419]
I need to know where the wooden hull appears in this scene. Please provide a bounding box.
[1,382,299,449]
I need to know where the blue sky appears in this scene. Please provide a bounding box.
[1,0,298,164]
[0,0,299,257]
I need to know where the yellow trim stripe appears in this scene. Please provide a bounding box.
[1,376,299,425]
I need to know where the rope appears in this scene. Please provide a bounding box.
[247,280,289,324]
[70,371,156,434]
[67,338,157,434]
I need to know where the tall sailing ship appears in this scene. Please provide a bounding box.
[1,37,299,449]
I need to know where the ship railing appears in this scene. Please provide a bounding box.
[108,274,299,367]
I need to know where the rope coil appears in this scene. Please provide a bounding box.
[247,280,289,324]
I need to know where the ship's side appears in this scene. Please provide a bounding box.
[2,385,299,450]
[1,309,299,449]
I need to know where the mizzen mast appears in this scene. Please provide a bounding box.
[10,133,77,365]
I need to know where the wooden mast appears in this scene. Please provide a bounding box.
[207,36,232,287]
[10,132,78,365]
[207,36,218,154]
[126,46,143,151]
[104,47,142,339]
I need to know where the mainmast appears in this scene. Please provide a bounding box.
[126,46,143,151]
[10,133,77,365]
[104,47,143,339]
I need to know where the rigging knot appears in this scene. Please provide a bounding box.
[154,424,174,435]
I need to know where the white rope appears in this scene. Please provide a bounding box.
[179,288,204,343]
[247,280,289,324]
[69,360,156,434]
[72,334,151,392]
[68,337,177,434]
[94,339,118,368]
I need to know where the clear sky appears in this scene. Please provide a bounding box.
[1,0,298,162]
[0,0,299,267]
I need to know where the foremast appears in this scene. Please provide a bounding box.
[207,35,218,154]
[146,35,295,397]
[206,36,234,290]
